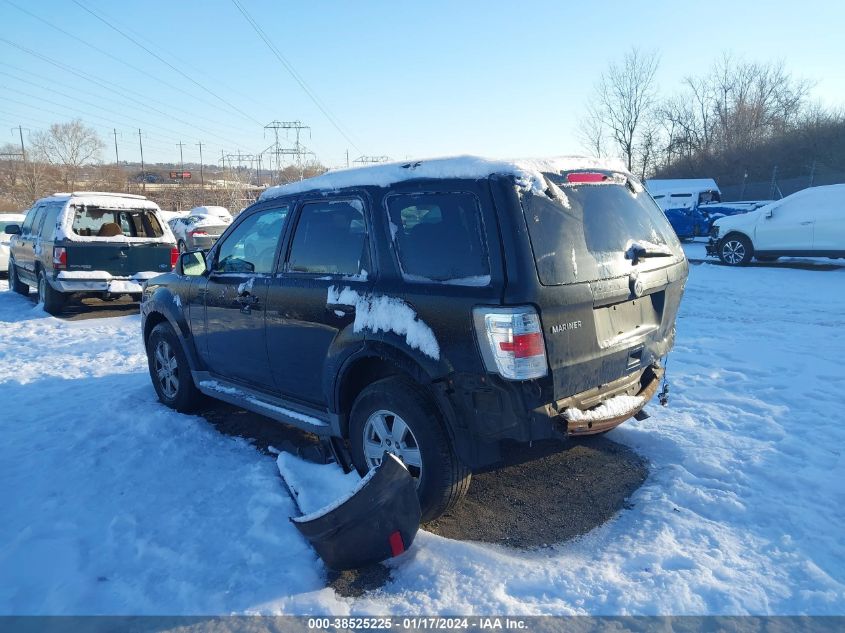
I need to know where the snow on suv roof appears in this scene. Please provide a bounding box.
[260,155,629,202]
[39,191,160,210]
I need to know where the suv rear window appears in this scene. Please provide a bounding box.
[386,192,489,283]
[72,206,164,238]
[522,174,680,286]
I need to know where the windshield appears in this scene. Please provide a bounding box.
[72,206,164,238]
[521,173,681,286]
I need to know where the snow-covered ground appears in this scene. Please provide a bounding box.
[1,258,844,615]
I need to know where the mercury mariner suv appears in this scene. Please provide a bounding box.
[140,156,688,521]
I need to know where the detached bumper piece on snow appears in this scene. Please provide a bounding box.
[292,454,421,571]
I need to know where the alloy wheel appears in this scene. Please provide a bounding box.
[153,339,180,399]
[362,409,423,484]
[721,240,746,265]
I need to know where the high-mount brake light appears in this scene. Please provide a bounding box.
[52,247,67,269]
[472,307,548,380]
[566,172,608,183]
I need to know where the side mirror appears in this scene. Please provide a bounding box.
[764,209,773,219]
[180,250,207,276]
[4,224,21,235]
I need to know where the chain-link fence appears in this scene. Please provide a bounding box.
[719,163,845,202]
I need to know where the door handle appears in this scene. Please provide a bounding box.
[328,304,355,316]
[236,293,260,306]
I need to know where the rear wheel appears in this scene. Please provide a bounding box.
[178,240,187,253]
[349,376,471,522]
[145,322,202,412]
[718,234,753,266]
[8,260,29,295]
[38,271,66,314]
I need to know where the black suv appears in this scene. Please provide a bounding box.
[141,157,687,521]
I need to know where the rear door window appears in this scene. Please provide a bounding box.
[39,203,62,241]
[386,192,489,283]
[286,199,369,275]
[523,173,681,286]
[22,206,44,236]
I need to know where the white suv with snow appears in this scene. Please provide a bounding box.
[707,184,845,265]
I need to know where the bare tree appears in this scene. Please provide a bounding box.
[29,119,104,189]
[583,48,660,172]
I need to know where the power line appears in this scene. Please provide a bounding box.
[229,0,363,154]
[0,41,250,149]
[2,0,254,134]
[71,0,263,127]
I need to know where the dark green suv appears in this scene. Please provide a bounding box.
[5,192,178,314]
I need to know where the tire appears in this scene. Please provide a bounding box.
[8,260,29,296]
[349,376,471,522]
[145,322,202,412]
[178,240,187,253]
[38,271,66,314]
[718,234,754,266]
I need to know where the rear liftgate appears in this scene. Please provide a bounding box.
[285,453,421,571]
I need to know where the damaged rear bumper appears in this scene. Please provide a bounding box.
[536,365,663,436]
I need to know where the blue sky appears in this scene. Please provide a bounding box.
[1,0,844,167]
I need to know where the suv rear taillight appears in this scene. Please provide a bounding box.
[53,247,67,269]
[170,247,179,268]
[473,306,548,380]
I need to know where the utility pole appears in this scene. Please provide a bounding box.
[196,141,205,191]
[177,141,185,174]
[12,125,27,161]
[112,129,120,165]
[346,149,349,168]
[138,129,146,194]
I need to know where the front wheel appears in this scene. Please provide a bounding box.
[718,234,754,266]
[8,260,29,295]
[145,322,202,412]
[178,240,187,253]
[38,271,66,314]
[349,376,471,522]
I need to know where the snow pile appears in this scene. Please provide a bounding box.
[277,453,374,522]
[327,285,440,359]
[565,395,645,422]
[261,155,629,200]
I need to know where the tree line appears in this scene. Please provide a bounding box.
[580,49,845,189]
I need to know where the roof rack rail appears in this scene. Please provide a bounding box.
[68,191,148,200]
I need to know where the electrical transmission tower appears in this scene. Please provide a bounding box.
[353,155,391,165]
[263,120,315,181]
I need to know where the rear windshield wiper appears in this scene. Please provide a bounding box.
[626,242,673,265]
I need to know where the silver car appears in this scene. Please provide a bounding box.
[170,206,232,252]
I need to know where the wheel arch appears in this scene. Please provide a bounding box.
[142,301,201,372]
[332,343,455,438]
